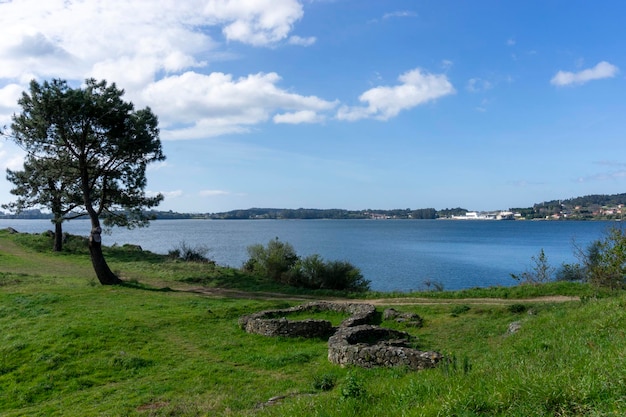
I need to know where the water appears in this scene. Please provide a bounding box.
[0,218,616,291]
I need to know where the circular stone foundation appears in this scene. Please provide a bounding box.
[328,324,443,370]
[238,301,377,338]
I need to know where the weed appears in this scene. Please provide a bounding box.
[507,303,528,314]
[340,371,367,401]
[313,373,337,391]
[450,304,471,316]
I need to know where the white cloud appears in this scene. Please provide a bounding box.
[200,189,231,197]
[336,68,455,121]
[383,11,418,19]
[466,78,492,93]
[273,110,323,124]
[204,0,304,46]
[0,142,25,172]
[143,71,337,140]
[288,35,317,46]
[551,61,619,86]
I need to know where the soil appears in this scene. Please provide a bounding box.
[184,286,579,306]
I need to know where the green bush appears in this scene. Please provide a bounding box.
[584,226,626,289]
[243,238,298,281]
[287,255,370,292]
[243,238,370,291]
[555,262,586,282]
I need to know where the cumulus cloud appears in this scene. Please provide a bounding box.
[0,0,337,140]
[204,0,304,46]
[336,68,455,121]
[551,61,619,86]
[143,71,337,139]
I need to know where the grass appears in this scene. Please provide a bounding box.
[1,229,626,416]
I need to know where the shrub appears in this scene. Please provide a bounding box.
[511,248,554,284]
[287,255,370,292]
[450,305,471,316]
[555,262,586,282]
[507,303,528,314]
[340,371,366,400]
[313,373,337,391]
[243,238,299,282]
[584,226,626,289]
[168,241,212,263]
[243,239,370,291]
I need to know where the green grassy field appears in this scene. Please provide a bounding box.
[1,229,625,416]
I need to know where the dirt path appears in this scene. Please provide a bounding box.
[185,286,579,305]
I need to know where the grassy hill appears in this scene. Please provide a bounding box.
[1,229,625,416]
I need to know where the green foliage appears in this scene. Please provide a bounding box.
[288,255,370,292]
[511,248,554,284]
[340,371,367,401]
[312,373,337,391]
[507,303,528,314]
[450,305,471,316]
[584,226,626,289]
[7,78,166,283]
[244,238,370,292]
[555,262,586,282]
[244,238,298,281]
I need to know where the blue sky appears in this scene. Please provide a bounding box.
[1,0,625,213]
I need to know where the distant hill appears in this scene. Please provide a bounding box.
[2,193,624,221]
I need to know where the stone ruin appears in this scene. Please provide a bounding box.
[328,324,442,370]
[238,301,376,338]
[239,301,443,371]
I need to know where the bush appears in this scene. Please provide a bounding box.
[243,238,298,282]
[555,263,586,282]
[287,255,370,292]
[583,227,626,289]
[168,241,212,263]
[243,238,370,292]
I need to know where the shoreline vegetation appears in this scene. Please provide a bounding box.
[2,227,626,416]
[2,192,625,222]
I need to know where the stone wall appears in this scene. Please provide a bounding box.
[327,324,443,370]
[240,302,443,371]
[238,301,377,337]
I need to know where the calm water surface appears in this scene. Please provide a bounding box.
[1,219,616,291]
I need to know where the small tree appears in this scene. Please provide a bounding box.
[4,154,84,251]
[8,78,165,285]
[584,227,626,289]
[511,248,554,285]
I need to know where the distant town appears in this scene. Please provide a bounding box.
[1,193,625,221]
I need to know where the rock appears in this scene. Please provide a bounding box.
[383,308,423,328]
[508,321,522,334]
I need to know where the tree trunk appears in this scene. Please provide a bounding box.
[53,221,63,252]
[88,221,122,285]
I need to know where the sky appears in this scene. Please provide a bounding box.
[0,0,625,214]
